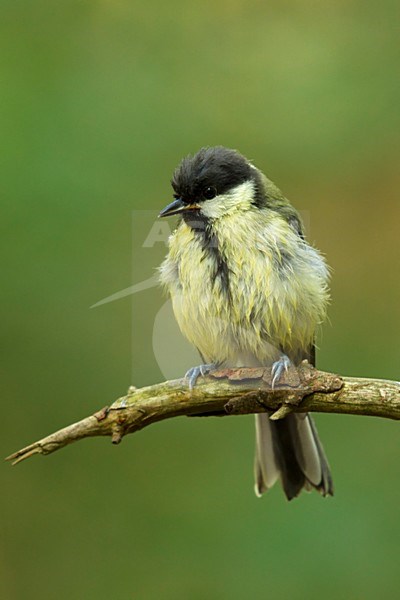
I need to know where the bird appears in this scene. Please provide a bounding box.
[158,146,333,500]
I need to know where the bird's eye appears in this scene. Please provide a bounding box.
[203,186,217,200]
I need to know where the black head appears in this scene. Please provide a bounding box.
[159,146,263,218]
[172,146,252,202]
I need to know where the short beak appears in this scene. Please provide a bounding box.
[158,198,199,218]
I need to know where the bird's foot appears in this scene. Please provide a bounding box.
[271,354,292,388]
[185,363,218,390]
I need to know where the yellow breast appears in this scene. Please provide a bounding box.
[160,210,329,366]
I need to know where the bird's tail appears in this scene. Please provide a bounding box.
[254,413,333,500]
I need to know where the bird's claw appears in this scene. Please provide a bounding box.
[271,355,292,388]
[185,363,217,390]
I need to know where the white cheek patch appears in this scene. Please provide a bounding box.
[201,180,255,219]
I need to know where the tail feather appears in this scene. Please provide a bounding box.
[254,413,333,500]
[254,413,279,496]
[289,413,322,485]
[306,415,334,496]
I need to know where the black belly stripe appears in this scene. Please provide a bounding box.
[182,212,231,299]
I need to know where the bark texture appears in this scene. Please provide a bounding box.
[6,362,400,466]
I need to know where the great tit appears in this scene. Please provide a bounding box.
[159,146,333,500]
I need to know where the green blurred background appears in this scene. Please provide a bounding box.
[2,1,399,598]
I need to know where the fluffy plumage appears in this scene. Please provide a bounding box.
[159,146,333,500]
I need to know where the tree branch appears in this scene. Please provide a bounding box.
[6,362,400,466]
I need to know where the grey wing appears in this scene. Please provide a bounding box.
[288,215,316,367]
[254,213,333,499]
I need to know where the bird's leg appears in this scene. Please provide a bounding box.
[271,354,292,388]
[185,363,218,390]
